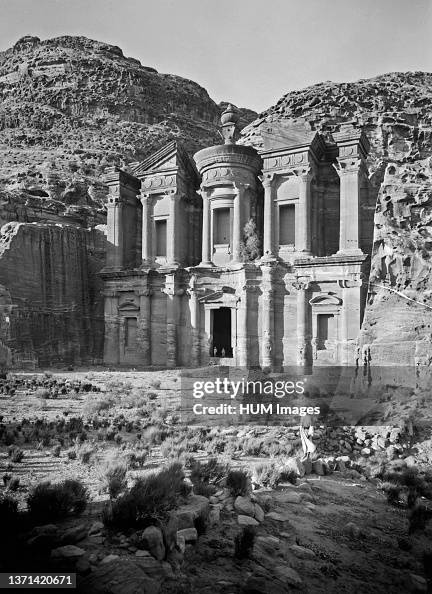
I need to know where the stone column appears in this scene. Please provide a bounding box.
[232,185,243,262]
[138,288,152,366]
[339,278,362,364]
[261,266,274,369]
[167,190,179,266]
[200,190,212,266]
[188,275,200,367]
[335,159,365,254]
[140,193,153,266]
[237,285,249,367]
[294,168,312,256]
[106,196,124,268]
[262,175,276,260]
[295,279,312,367]
[164,276,181,368]
[103,290,120,364]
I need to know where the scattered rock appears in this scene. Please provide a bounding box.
[51,545,86,560]
[238,515,259,527]
[177,527,198,543]
[289,544,316,560]
[138,526,165,561]
[78,559,160,594]
[273,565,303,587]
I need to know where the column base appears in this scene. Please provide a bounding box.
[336,248,364,256]
[197,261,214,268]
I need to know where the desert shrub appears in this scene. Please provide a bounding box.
[6,476,20,492]
[121,389,145,409]
[27,479,88,522]
[234,525,256,559]
[226,469,249,497]
[101,456,129,499]
[78,444,94,464]
[83,394,115,416]
[52,445,61,457]
[67,448,77,460]
[34,388,50,399]
[409,501,432,534]
[160,437,186,460]
[8,446,24,463]
[127,450,148,469]
[103,462,185,528]
[239,437,263,456]
[0,494,18,528]
[190,458,228,496]
[3,431,16,446]
[381,481,403,506]
[252,460,281,489]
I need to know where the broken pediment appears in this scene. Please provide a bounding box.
[309,293,342,306]
[131,141,198,181]
[260,120,317,151]
[118,299,139,313]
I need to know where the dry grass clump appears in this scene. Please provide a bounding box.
[103,462,186,528]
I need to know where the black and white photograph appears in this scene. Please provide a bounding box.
[0,0,432,592]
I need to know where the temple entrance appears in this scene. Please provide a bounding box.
[212,307,232,357]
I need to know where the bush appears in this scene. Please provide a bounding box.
[99,455,128,499]
[7,476,20,492]
[226,469,249,497]
[103,462,185,528]
[234,525,256,559]
[8,446,24,463]
[0,494,18,528]
[27,479,88,522]
[34,388,50,399]
[52,445,61,457]
[78,445,94,464]
[252,460,281,489]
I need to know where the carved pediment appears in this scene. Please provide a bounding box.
[199,286,238,305]
[118,299,139,313]
[309,293,342,306]
[131,141,198,184]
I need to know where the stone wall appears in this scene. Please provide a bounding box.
[0,222,105,366]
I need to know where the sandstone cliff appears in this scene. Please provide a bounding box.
[0,35,256,366]
[241,72,432,365]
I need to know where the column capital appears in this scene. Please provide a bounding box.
[334,158,367,176]
[293,165,314,181]
[293,277,312,291]
[262,172,276,187]
[102,289,118,298]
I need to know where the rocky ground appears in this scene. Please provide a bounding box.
[0,370,431,593]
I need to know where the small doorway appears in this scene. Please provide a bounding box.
[212,307,232,357]
[317,314,334,350]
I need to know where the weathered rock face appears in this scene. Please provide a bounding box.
[241,72,432,365]
[0,35,255,214]
[0,222,105,366]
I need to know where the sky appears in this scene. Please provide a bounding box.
[0,0,431,113]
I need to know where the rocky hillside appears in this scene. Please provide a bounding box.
[241,72,432,366]
[0,35,255,220]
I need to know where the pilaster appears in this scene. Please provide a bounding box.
[262,174,276,261]
[294,167,313,256]
[294,278,312,367]
[137,287,152,366]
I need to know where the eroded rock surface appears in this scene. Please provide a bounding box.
[241,72,432,364]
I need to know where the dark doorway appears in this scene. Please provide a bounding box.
[212,307,232,357]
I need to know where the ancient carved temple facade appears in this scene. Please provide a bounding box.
[101,106,374,369]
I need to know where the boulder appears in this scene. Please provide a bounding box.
[51,545,86,560]
[27,524,60,549]
[61,523,88,545]
[177,527,198,543]
[289,544,316,559]
[208,503,221,525]
[312,459,325,475]
[234,496,264,522]
[138,526,165,561]
[274,565,303,587]
[172,494,209,530]
[238,515,259,527]
[101,554,120,564]
[78,559,160,594]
